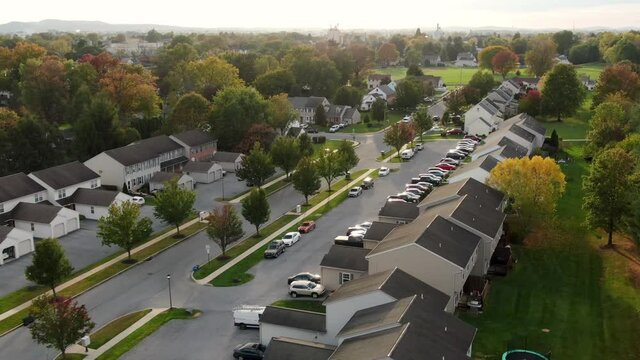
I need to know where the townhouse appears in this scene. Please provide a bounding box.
[289,97,331,124]
[169,129,218,162]
[0,226,34,265]
[320,245,370,291]
[29,161,101,206]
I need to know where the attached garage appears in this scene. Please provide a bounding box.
[182,161,223,184]
[0,226,34,265]
[211,152,244,173]
[11,202,80,239]
[63,188,131,221]
[149,172,194,193]
[53,223,65,238]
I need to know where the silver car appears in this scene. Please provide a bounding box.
[289,280,326,298]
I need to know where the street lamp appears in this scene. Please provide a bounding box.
[166,274,173,309]
[221,177,225,201]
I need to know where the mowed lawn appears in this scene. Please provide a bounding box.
[542,93,594,140]
[461,146,640,359]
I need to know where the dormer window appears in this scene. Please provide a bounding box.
[57,189,66,199]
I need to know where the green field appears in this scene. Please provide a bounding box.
[88,309,152,349]
[542,93,594,140]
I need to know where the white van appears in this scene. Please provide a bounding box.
[233,305,266,329]
[400,149,414,160]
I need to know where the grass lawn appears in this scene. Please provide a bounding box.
[542,93,594,140]
[96,308,199,360]
[311,139,344,157]
[461,145,640,359]
[574,62,605,80]
[271,300,326,313]
[88,309,152,349]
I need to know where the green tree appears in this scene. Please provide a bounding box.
[541,64,586,121]
[377,42,400,66]
[371,98,386,122]
[292,157,321,205]
[314,104,327,127]
[478,45,508,72]
[168,92,211,133]
[445,90,467,115]
[270,136,301,179]
[241,188,270,236]
[585,101,631,156]
[406,64,424,77]
[395,78,424,109]
[468,71,497,97]
[412,106,433,141]
[30,295,95,359]
[206,204,244,258]
[5,115,63,176]
[333,86,363,107]
[552,30,576,55]
[267,93,297,135]
[593,62,640,106]
[316,149,342,191]
[168,55,243,97]
[73,94,118,160]
[568,41,601,64]
[25,239,73,297]
[98,201,153,260]
[298,133,314,157]
[583,148,636,247]
[20,56,69,123]
[525,37,557,77]
[384,123,414,159]
[254,69,295,97]
[153,178,196,237]
[336,140,359,176]
[236,142,276,187]
[222,52,258,84]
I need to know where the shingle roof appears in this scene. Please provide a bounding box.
[288,96,327,109]
[105,135,183,166]
[450,196,506,239]
[479,155,500,172]
[478,100,498,115]
[338,296,415,337]
[182,161,219,173]
[171,129,215,147]
[67,188,120,207]
[368,74,391,81]
[263,338,335,360]
[420,177,505,211]
[0,226,13,243]
[363,222,399,241]
[378,85,395,96]
[498,137,529,158]
[0,173,46,203]
[260,306,326,332]
[30,161,99,190]
[378,201,419,221]
[509,124,536,143]
[415,216,481,267]
[320,245,369,272]
[343,107,357,120]
[211,151,243,163]
[521,114,546,135]
[11,202,62,223]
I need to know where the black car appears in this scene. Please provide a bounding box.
[287,272,322,285]
[306,127,318,133]
[233,343,265,359]
[446,152,466,160]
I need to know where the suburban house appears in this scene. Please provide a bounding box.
[211,152,244,173]
[0,226,34,265]
[0,173,48,222]
[182,161,223,184]
[555,55,572,65]
[289,97,330,124]
[361,83,397,111]
[448,155,500,184]
[59,188,132,220]
[510,77,540,92]
[367,74,391,89]
[361,221,398,249]
[581,75,597,91]
[519,114,546,147]
[377,201,419,224]
[504,123,539,152]
[454,52,477,67]
[320,245,370,291]
[149,172,194,193]
[9,202,80,239]
[170,129,217,162]
[366,211,481,306]
[263,337,335,360]
[29,161,101,206]
[424,53,442,66]
[84,135,187,191]
[469,113,544,161]
[497,137,530,160]
[259,306,330,346]
[463,99,502,136]
[415,75,445,90]
[325,105,361,125]
[420,177,507,212]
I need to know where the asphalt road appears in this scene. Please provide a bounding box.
[0,139,456,360]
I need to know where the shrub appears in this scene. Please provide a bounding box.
[312,136,326,144]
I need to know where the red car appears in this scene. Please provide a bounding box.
[446,128,465,136]
[435,163,456,171]
[464,135,482,142]
[297,220,316,233]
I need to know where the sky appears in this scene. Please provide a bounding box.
[2,0,639,30]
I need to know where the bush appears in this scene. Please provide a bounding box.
[312,136,326,144]
[367,123,373,128]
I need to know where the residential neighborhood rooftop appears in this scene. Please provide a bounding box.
[363,221,399,241]
[260,306,326,333]
[10,202,63,223]
[288,96,327,109]
[30,161,99,190]
[182,161,218,173]
[420,177,505,211]
[479,155,500,172]
[263,337,335,360]
[378,201,419,221]
[149,172,182,183]
[66,188,121,207]
[320,245,370,272]
[0,172,46,203]
[105,135,183,166]
[509,124,537,143]
[171,129,216,146]
[211,151,243,163]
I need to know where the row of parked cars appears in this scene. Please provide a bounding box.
[328,122,350,133]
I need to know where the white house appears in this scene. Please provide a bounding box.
[464,99,502,136]
[10,202,80,239]
[555,55,572,65]
[29,161,101,206]
[182,161,223,184]
[211,152,244,173]
[320,245,370,291]
[367,74,391,90]
[149,172,194,193]
[288,97,330,124]
[0,226,34,265]
[0,173,47,223]
[61,188,132,220]
[448,155,500,184]
[453,52,477,67]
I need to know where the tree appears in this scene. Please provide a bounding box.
[267,93,297,135]
[314,104,327,127]
[100,64,161,118]
[445,90,467,115]
[223,52,258,84]
[20,56,69,123]
[25,239,73,297]
[384,123,414,159]
[5,115,63,175]
[254,69,295,97]
[568,41,600,64]
[478,45,508,72]
[146,29,163,42]
[349,44,373,79]
[491,49,519,79]
[98,201,153,260]
[584,101,631,156]
[73,93,118,160]
[583,148,636,247]
[406,64,424,77]
[518,89,542,117]
[153,178,196,237]
[412,106,433,141]
[603,37,640,64]
[207,204,244,258]
[593,62,640,106]
[298,133,314,157]
[333,86,363,107]
[468,71,497,97]
[241,188,270,236]
[236,123,277,154]
[270,136,301,179]
[167,92,211,133]
[395,78,424,109]
[316,149,342,191]
[377,42,399,66]
[168,55,243,97]
[541,64,586,120]
[336,140,359,176]
[29,295,95,359]
[552,30,576,55]
[487,156,566,233]
[236,142,276,187]
[371,98,386,122]
[292,157,321,205]
[525,37,557,77]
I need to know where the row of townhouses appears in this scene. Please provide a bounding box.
[463,79,522,136]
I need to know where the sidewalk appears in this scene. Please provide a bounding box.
[195,169,375,284]
[67,307,168,359]
[0,218,199,323]
[229,173,288,204]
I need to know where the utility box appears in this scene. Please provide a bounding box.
[80,335,91,347]
[296,205,301,214]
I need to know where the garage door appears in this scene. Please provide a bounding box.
[66,219,78,233]
[17,239,32,256]
[53,223,65,238]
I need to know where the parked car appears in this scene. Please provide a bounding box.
[410,177,422,184]
[130,196,145,205]
[446,128,465,136]
[430,125,444,132]
[348,186,363,197]
[427,169,448,178]
[378,167,390,176]
[435,163,456,171]
[400,149,414,160]
[405,187,426,198]
[406,183,431,193]
[264,240,286,258]
[329,125,340,133]
[428,166,449,175]
[414,143,424,151]
[287,272,321,285]
[415,181,434,189]
[440,158,461,165]
[386,197,408,203]
[233,343,265,359]
[389,193,419,203]
[397,192,421,201]
[358,221,373,229]
[419,175,442,185]
[347,226,367,236]
[289,280,326,298]
[297,220,316,234]
[306,127,318,134]
[454,147,473,155]
[465,135,482,142]
[233,305,265,329]
[420,172,444,180]
[446,152,466,160]
[361,177,375,190]
[281,232,301,247]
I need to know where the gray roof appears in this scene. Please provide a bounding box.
[105,135,183,166]
[11,202,62,223]
[509,124,536,143]
[263,337,335,360]
[289,96,327,110]
[368,74,391,81]
[0,173,46,203]
[326,105,347,118]
[521,115,546,135]
[182,161,218,173]
[211,151,243,163]
[67,188,120,207]
[260,306,326,332]
[324,268,449,309]
[498,137,529,158]
[416,216,481,267]
[171,129,215,147]
[343,107,357,120]
[457,52,475,60]
[478,100,498,115]
[30,161,99,190]
[378,85,395,96]
[338,296,415,337]
[479,155,500,172]
[450,196,506,239]
[363,222,399,241]
[0,226,13,244]
[378,201,419,221]
[320,245,369,272]
[423,177,505,211]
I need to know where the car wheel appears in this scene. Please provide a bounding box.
[312,293,318,298]
[239,323,246,330]
[238,357,244,360]
[291,292,297,298]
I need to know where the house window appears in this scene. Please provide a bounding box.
[30,223,35,231]
[339,272,353,284]
[90,179,98,189]
[57,189,66,199]
[90,206,95,214]
[34,192,44,202]
[0,203,3,213]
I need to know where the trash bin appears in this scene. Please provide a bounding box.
[345,171,351,180]
[22,315,34,326]
[381,150,385,157]
[192,265,200,272]
[296,205,301,214]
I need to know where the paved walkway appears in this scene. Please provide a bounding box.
[229,173,288,204]
[195,168,376,284]
[0,218,199,323]
[67,307,168,359]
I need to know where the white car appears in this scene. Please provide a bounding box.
[429,125,444,132]
[329,125,340,133]
[289,280,326,298]
[358,221,373,229]
[348,186,363,197]
[130,196,145,205]
[281,232,301,246]
[400,149,414,160]
[414,143,424,151]
[401,115,412,123]
[378,167,390,177]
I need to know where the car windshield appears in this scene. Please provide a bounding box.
[268,243,278,249]
[307,283,317,289]
[302,222,310,226]
[284,234,292,239]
